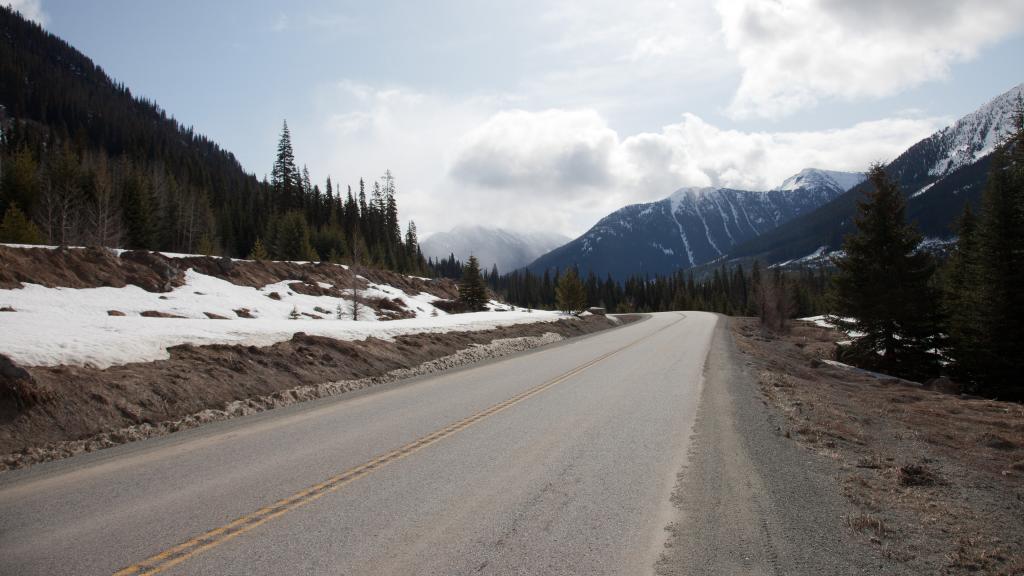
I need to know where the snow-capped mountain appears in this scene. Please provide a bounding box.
[926,83,1023,178]
[728,82,1024,266]
[528,169,863,280]
[775,168,867,194]
[421,225,570,273]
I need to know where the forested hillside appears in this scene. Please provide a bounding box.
[0,7,424,272]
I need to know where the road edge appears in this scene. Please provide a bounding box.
[655,315,885,575]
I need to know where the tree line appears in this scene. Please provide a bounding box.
[0,8,425,273]
[492,261,830,319]
[0,116,426,272]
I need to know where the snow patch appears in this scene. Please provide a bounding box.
[0,269,562,368]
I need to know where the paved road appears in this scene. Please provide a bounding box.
[0,312,718,576]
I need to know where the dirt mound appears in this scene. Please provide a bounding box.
[0,315,632,468]
[0,246,181,291]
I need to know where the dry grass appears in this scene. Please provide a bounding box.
[897,463,941,487]
[732,317,1024,575]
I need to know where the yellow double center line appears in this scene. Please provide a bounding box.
[114,314,683,575]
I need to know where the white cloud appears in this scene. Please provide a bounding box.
[717,0,1024,118]
[3,0,47,25]
[618,113,942,194]
[301,82,943,238]
[450,109,618,192]
[444,108,942,236]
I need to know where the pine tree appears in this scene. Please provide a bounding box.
[0,203,44,244]
[248,237,270,261]
[275,211,319,261]
[942,204,984,385]
[0,147,40,216]
[197,233,217,256]
[120,166,157,249]
[967,102,1024,397]
[555,267,587,314]
[271,121,300,211]
[458,255,488,311]
[830,165,939,379]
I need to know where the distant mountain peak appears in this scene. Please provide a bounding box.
[421,226,569,273]
[774,168,865,193]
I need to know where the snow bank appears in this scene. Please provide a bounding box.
[0,269,562,368]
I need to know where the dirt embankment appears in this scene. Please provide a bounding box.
[0,245,459,316]
[1,315,633,470]
[733,318,1024,575]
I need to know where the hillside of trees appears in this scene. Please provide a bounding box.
[0,7,425,273]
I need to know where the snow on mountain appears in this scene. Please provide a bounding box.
[529,169,857,280]
[774,168,866,193]
[726,83,1024,266]
[421,225,570,273]
[927,83,1023,178]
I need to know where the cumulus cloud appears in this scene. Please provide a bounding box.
[3,0,47,25]
[445,108,942,235]
[450,109,618,193]
[716,0,1024,118]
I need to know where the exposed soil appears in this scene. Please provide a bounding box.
[0,245,459,316]
[732,318,1024,575]
[0,314,634,470]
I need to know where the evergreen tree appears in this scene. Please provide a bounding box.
[942,203,987,385]
[275,211,319,261]
[0,147,39,216]
[965,102,1024,396]
[271,121,300,211]
[120,166,157,249]
[830,165,939,379]
[0,203,44,244]
[458,255,488,311]
[248,237,270,261]
[555,267,588,314]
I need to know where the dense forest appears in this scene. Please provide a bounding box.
[494,262,829,318]
[0,7,425,273]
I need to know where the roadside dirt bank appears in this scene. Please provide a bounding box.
[0,244,459,318]
[1,314,636,471]
[732,317,1024,575]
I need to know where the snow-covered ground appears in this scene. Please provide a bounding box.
[800,315,865,340]
[0,269,561,368]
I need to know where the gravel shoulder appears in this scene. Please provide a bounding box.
[657,315,885,575]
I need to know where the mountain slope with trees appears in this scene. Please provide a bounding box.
[0,7,424,273]
[727,83,1024,265]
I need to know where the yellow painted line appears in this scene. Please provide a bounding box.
[113,314,684,576]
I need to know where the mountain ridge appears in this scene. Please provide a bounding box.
[528,168,863,280]
[725,82,1023,265]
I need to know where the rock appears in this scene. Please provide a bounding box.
[203,312,230,320]
[107,310,126,316]
[140,310,186,319]
[234,308,255,318]
[267,292,282,301]
[0,306,15,312]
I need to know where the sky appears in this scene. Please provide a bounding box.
[6,0,1024,238]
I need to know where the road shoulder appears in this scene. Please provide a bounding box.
[656,315,885,575]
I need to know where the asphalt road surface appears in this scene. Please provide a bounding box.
[0,312,720,575]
